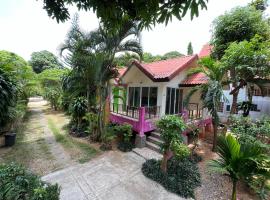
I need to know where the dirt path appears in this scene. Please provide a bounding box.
[0,97,74,175]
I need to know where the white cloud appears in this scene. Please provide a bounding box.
[0,0,266,60]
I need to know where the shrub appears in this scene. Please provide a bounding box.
[142,158,201,198]
[114,123,133,152]
[71,97,88,128]
[156,115,186,172]
[100,125,116,151]
[0,163,60,200]
[83,112,99,141]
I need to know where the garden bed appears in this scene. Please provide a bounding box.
[142,158,201,198]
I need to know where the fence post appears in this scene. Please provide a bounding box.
[135,107,146,148]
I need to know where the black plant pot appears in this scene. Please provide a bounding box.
[5,133,16,147]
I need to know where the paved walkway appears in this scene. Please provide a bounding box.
[42,150,185,200]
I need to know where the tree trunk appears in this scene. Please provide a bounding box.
[231,180,237,200]
[86,83,90,111]
[161,150,169,173]
[212,120,218,152]
[230,84,239,114]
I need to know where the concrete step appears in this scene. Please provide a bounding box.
[147,136,163,146]
[151,131,161,140]
[146,141,161,153]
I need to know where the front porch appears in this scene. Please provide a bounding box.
[109,102,212,148]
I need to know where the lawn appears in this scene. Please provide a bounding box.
[44,105,99,164]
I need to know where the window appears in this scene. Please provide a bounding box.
[128,87,140,107]
[218,102,224,112]
[141,87,149,106]
[128,87,158,107]
[226,105,231,112]
[149,87,158,106]
[165,87,182,114]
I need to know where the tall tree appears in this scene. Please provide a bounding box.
[41,0,208,29]
[211,6,270,114]
[29,50,63,73]
[185,57,227,151]
[60,15,143,140]
[221,35,270,116]
[187,42,193,55]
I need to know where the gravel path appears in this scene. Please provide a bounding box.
[195,141,257,200]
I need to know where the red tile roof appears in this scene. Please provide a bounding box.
[117,67,127,77]
[180,72,209,86]
[122,55,198,82]
[198,44,213,58]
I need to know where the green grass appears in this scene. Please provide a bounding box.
[47,118,97,163]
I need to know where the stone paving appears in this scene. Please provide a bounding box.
[42,150,186,200]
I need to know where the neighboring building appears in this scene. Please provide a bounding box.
[196,44,270,122]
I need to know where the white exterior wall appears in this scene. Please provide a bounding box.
[219,84,270,122]
[120,60,202,116]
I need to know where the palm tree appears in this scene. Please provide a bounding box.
[209,133,269,200]
[185,57,227,151]
[60,15,143,140]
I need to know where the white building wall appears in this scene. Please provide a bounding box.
[219,85,270,122]
[120,60,202,116]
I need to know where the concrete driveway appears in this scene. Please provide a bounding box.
[42,150,185,200]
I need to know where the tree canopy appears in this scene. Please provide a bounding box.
[41,0,208,29]
[29,50,63,73]
[211,6,270,59]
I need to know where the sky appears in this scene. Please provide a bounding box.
[0,0,269,61]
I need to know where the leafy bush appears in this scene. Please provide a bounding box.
[114,123,133,152]
[0,163,60,200]
[229,116,270,145]
[156,115,187,172]
[142,158,201,198]
[100,125,116,151]
[83,112,99,141]
[71,97,88,127]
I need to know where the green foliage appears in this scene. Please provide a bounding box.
[170,139,190,160]
[222,35,270,79]
[229,116,270,146]
[209,133,270,200]
[156,115,186,153]
[83,112,99,141]
[142,52,162,63]
[0,69,17,129]
[187,42,193,55]
[185,57,227,151]
[39,68,68,111]
[61,15,142,141]
[113,123,133,152]
[29,50,63,73]
[142,51,184,63]
[114,53,140,66]
[0,163,60,200]
[42,0,208,29]
[100,125,116,151]
[211,6,270,59]
[71,97,88,127]
[249,0,268,11]
[0,50,37,100]
[162,51,183,59]
[142,158,201,198]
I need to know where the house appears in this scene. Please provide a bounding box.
[110,49,213,148]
